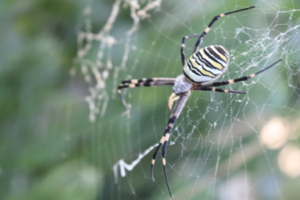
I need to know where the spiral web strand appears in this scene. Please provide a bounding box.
[75,0,300,199]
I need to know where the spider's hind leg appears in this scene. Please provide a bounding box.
[202,59,282,88]
[192,87,246,94]
[193,6,255,53]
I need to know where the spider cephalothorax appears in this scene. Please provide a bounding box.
[117,6,281,197]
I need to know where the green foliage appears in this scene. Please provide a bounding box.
[1,0,300,199]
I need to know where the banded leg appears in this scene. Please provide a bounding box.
[193,6,255,53]
[202,59,282,88]
[181,34,202,66]
[151,91,190,197]
[193,87,246,94]
[118,78,176,110]
[180,6,255,67]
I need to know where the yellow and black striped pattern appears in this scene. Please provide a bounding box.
[183,45,229,83]
[115,6,283,197]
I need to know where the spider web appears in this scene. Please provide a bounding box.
[74,0,300,199]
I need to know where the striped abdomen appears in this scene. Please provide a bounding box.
[183,45,229,83]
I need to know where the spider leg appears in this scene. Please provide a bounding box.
[193,87,246,94]
[202,59,282,88]
[151,91,190,197]
[180,34,202,66]
[117,78,176,110]
[193,6,255,53]
[180,6,254,67]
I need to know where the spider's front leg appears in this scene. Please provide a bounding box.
[151,91,190,197]
[117,78,176,110]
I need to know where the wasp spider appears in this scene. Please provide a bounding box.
[118,6,281,196]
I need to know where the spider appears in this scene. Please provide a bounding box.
[117,6,281,197]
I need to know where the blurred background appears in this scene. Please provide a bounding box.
[1,0,300,200]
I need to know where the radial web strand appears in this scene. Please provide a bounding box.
[74,0,300,199]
